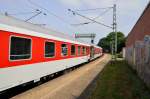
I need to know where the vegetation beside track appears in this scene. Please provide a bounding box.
[89,60,150,99]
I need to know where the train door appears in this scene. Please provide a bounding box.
[90,46,94,60]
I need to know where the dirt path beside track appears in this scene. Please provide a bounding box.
[12,54,111,99]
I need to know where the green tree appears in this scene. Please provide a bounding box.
[97,32,125,53]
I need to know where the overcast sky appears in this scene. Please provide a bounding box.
[0,0,149,44]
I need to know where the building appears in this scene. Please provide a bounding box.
[126,2,150,47]
[125,2,150,86]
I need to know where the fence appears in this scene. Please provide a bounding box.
[125,35,150,86]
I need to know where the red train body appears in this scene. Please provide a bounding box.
[0,14,102,92]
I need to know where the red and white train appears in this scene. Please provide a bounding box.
[0,14,102,92]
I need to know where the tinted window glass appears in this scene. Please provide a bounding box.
[10,36,31,60]
[71,45,75,55]
[45,42,55,57]
[78,46,81,55]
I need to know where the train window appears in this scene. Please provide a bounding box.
[10,36,31,60]
[82,47,84,55]
[86,47,88,55]
[81,47,83,55]
[45,42,55,58]
[71,45,75,56]
[82,46,86,55]
[61,44,68,56]
[78,46,81,55]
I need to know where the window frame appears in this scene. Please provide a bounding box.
[71,44,76,56]
[61,43,68,57]
[9,35,32,61]
[44,41,56,58]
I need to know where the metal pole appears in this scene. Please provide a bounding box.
[111,42,114,59]
[113,4,117,60]
[110,41,113,59]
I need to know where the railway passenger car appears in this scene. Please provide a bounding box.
[0,14,102,92]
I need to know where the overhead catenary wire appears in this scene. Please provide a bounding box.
[27,0,80,36]
[7,11,36,16]
[27,0,71,25]
[6,9,41,16]
[87,7,112,24]
[75,7,113,12]
[68,9,113,29]
[92,7,112,20]
[74,7,112,26]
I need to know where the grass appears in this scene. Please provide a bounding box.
[89,60,150,99]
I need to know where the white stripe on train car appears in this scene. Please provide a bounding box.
[0,56,90,92]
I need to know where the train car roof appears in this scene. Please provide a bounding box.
[90,43,102,49]
[0,14,91,46]
[94,45,102,49]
